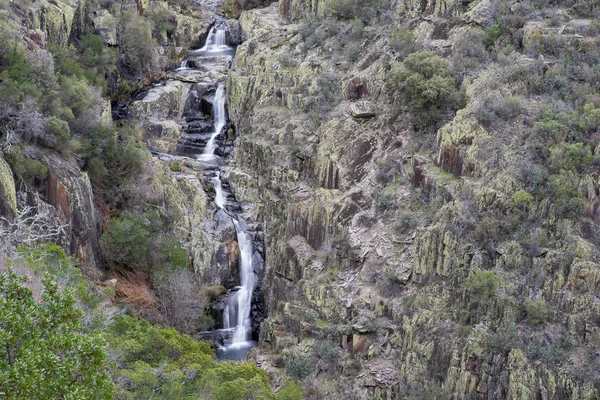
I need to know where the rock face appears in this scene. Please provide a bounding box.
[224,2,600,398]
[0,156,17,222]
[37,153,103,269]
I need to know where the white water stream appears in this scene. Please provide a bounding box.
[197,25,229,53]
[197,83,226,162]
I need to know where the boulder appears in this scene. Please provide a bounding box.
[227,19,243,45]
[349,101,377,119]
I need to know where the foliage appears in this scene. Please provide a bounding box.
[389,27,415,59]
[16,244,105,308]
[285,353,315,380]
[548,142,592,174]
[0,268,114,399]
[102,212,154,269]
[118,10,158,79]
[548,170,585,219]
[512,190,533,207]
[395,210,418,234]
[463,270,501,301]
[523,299,548,325]
[275,380,304,400]
[101,211,188,272]
[374,189,396,210]
[388,51,455,128]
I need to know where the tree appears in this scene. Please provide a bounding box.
[118,10,159,79]
[0,268,114,399]
[388,51,455,128]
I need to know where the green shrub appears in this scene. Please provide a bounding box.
[483,25,503,50]
[548,142,592,173]
[4,148,48,186]
[534,112,569,143]
[101,212,155,268]
[548,170,585,219]
[0,268,114,398]
[275,380,304,400]
[388,51,456,128]
[47,116,71,144]
[463,270,502,300]
[118,10,158,79]
[389,27,415,58]
[374,190,396,210]
[512,190,533,207]
[395,210,418,234]
[285,353,315,380]
[523,299,548,325]
[343,42,361,62]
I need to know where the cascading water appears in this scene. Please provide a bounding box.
[213,172,226,209]
[198,84,226,161]
[230,219,255,345]
[215,29,226,48]
[119,15,260,361]
[197,23,229,53]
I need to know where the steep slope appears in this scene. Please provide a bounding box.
[227,1,600,398]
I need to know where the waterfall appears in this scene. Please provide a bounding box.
[198,27,217,52]
[197,25,228,53]
[202,84,226,158]
[213,172,226,209]
[224,219,256,348]
[215,29,226,47]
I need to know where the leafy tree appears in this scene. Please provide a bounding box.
[0,268,114,399]
[463,270,501,301]
[101,212,155,269]
[523,299,548,325]
[118,10,158,79]
[388,51,455,128]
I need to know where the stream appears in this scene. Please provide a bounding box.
[113,17,261,361]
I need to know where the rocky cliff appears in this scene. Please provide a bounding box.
[226,1,600,398]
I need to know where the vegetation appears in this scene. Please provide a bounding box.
[0,268,114,399]
[388,51,456,129]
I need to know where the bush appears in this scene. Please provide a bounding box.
[523,299,548,325]
[374,190,396,210]
[395,210,418,234]
[389,27,415,58]
[286,353,315,380]
[102,212,155,268]
[118,10,159,79]
[483,25,503,50]
[548,142,592,173]
[512,190,533,207]
[0,268,114,398]
[534,112,569,143]
[463,270,501,301]
[388,51,455,128]
[548,170,585,219]
[343,42,361,62]
[275,380,304,400]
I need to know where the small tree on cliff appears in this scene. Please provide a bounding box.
[388,51,456,130]
[0,269,114,399]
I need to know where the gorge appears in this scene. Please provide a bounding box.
[1,0,600,399]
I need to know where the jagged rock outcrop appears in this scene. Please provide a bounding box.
[35,153,102,269]
[0,155,17,222]
[225,2,600,398]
